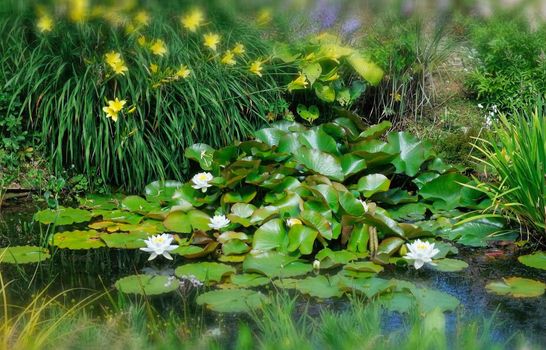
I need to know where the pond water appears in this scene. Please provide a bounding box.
[1,200,545,345]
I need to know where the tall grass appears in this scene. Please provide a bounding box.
[0,3,286,191]
[469,100,546,240]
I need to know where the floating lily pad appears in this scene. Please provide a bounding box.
[431,258,468,272]
[94,210,143,224]
[274,275,344,298]
[79,195,120,210]
[344,261,384,274]
[174,262,235,283]
[243,252,312,278]
[196,289,268,313]
[34,207,93,225]
[486,277,545,298]
[0,246,51,264]
[100,232,149,249]
[115,275,179,295]
[410,287,460,313]
[518,251,546,270]
[51,230,105,249]
[315,248,363,269]
[231,273,270,288]
[122,196,159,214]
[145,180,183,202]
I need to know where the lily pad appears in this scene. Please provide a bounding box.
[431,258,468,272]
[175,262,235,283]
[115,275,179,295]
[196,289,268,313]
[34,207,93,225]
[0,246,51,264]
[344,261,384,274]
[121,196,158,214]
[145,180,183,202]
[518,251,546,270]
[51,230,105,249]
[243,252,312,278]
[486,277,545,298]
[100,232,150,249]
[230,273,270,288]
[274,275,344,298]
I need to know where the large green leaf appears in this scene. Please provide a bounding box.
[300,210,333,240]
[196,289,268,313]
[443,218,513,247]
[431,258,468,272]
[356,174,390,197]
[419,173,469,210]
[34,207,93,225]
[298,128,338,155]
[518,251,546,270]
[144,180,183,202]
[253,219,287,251]
[346,52,384,86]
[51,230,105,249]
[175,262,236,283]
[230,273,270,288]
[293,147,344,181]
[388,132,433,177]
[255,128,286,147]
[121,196,158,214]
[115,275,179,295]
[486,277,545,298]
[100,232,149,249]
[0,246,50,264]
[163,211,192,233]
[185,143,215,170]
[243,252,312,278]
[274,275,344,298]
[287,225,318,255]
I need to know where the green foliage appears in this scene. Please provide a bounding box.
[469,101,546,238]
[467,17,546,110]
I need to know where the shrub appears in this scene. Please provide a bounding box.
[466,16,546,111]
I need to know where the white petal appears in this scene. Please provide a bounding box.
[148,253,158,261]
[163,252,173,260]
[414,260,425,269]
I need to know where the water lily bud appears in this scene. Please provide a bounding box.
[313,259,320,270]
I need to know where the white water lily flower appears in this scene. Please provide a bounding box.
[140,234,178,261]
[313,259,321,270]
[208,215,230,230]
[191,172,213,192]
[286,218,302,227]
[404,239,440,269]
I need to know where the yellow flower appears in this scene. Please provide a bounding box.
[203,33,220,51]
[102,98,126,122]
[232,43,245,55]
[149,63,159,74]
[249,60,263,77]
[256,8,272,26]
[37,15,54,32]
[175,65,191,79]
[181,8,204,32]
[104,51,128,75]
[220,51,236,65]
[287,72,308,91]
[137,35,147,47]
[69,0,88,22]
[134,10,150,26]
[150,39,167,56]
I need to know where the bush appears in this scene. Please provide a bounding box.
[466,16,546,111]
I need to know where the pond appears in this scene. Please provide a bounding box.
[1,199,545,346]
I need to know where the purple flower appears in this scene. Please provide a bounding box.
[341,17,361,36]
[311,0,340,30]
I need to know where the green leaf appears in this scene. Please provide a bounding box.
[163,211,192,233]
[377,237,405,256]
[287,225,318,255]
[315,248,363,269]
[144,180,183,202]
[302,62,322,85]
[100,232,149,249]
[346,53,384,86]
[185,143,215,170]
[196,289,268,313]
[243,252,312,278]
[356,174,390,197]
[274,275,344,298]
[175,262,236,283]
[253,219,287,251]
[230,273,270,288]
[518,251,546,270]
[347,224,370,253]
[486,277,545,298]
[410,287,460,313]
[34,207,93,225]
[314,83,336,103]
[51,230,105,250]
[231,203,256,218]
[300,210,333,240]
[388,132,434,177]
[443,218,511,247]
[419,173,469,210]
[187,209,212,231]
[297,104,320,123]
[293,147,344,181]
[389,203,428,221]
[222,239,250,255]
[121,196,158,214]
[115,275,179,295]
[431,258,469,272]
[344,261,384,273]
[358,121,392,140]
[0,246,50,264]
[255,128,286,147]
[340,153,367,177]
[298,128,338,155]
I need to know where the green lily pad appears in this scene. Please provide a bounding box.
[431,258,468,272]
[51,230,105,249]
[344,261,384,274]
[410,287,460,313]
[243,252,312,278]
[230,273,270,288]
[121,196,158,214]
[253,219,287,251]
[100,232,150,249]
[196,289,268,313]
[145,180,183,202]
[315,248,363,269]
[94,210,143,224]
[274,275,344,298]
[287,225,318,255]
[115,275,179,295]
[356,174,390,197]
[518,251,546,270]
[388,132,433,177]
[0,246,51,264]
[34,207,93,225]
[174,262,235,283]
[486,277,545,298]
[79,195,119,210]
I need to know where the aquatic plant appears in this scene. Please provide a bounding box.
[404,239,439,269]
